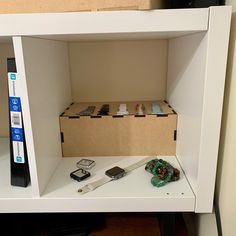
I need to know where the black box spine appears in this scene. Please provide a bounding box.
[7,58,30,187]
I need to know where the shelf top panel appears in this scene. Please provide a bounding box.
[0,8,209,40]
[0,138,32,199]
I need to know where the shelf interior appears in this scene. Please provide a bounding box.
[15,34,202,201]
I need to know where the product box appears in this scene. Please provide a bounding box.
[0,0,166,14]
[7,58,30,187]
[60,101,177,157]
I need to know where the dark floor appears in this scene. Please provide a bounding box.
[0,213,188,236]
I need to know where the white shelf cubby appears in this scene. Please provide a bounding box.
[0,6,231,213]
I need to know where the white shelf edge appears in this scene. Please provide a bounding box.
[13,36,41,197]
[195,6,232,213]
[0,197,195,213]
[0,156,195,213]
[0,8,209,40]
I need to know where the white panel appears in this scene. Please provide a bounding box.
[36,32,205,41]
[167,32,207,194]
[69,40,167,102]
[13,37,40,197]
[0,156,195,213]
[215,8,236,236]
[196,212,218,236]
[0,9,208,39]
[17,37,72,195]
[0,43,14,137]
[196,7,231,213]
[167,6,231,213]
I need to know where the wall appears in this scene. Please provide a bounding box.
[0,43,14,137]
[69,39,167,102]
[215,1,236,235]
[197,2,236,236]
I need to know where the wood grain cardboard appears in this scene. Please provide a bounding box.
[0,0,166,14]
[60,101,177,157]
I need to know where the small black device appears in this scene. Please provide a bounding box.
[167,0,225,8]
[70,169,91,182]
[105,166,126,180]
[98,104,109,116]
[78,106,96,116]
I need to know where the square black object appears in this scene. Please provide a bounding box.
[70,169,91,182]
[105,166,126,180]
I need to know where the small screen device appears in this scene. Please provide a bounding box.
[78,106,96,116]
[98,104,109,116]
[105,166,126,180]
[76,159,95,169]
[78,157,152,194]
[70,169,91,182]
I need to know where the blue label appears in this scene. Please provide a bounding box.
[9,97,21,112]
[11,128,24,142]
[16,156,22,163]
[10,73,16,81]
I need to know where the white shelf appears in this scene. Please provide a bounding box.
[39,156,195,212]
[0,6,231,213]
[0,138,32,199]
[0,153,194,212]
[0,8,209,40]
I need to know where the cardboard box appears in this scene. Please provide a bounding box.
[0,0,166,14]
[60,101,177,157]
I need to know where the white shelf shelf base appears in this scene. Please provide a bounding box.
[39,156,195,212]
[0,153,194,213]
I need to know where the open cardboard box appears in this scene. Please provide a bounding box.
[60,101,177,157]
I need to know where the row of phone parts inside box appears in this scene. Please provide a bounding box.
[76,103,165,117]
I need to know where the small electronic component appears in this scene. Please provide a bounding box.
[76,159,96,169]
[78,106,95,116]
[105,166,126,180]
[117,104,129,115]
[98,104,109,116]
[78,157,152,194]
[151,102,164,115]
[70,169,91,182]
[135,103,146,115]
